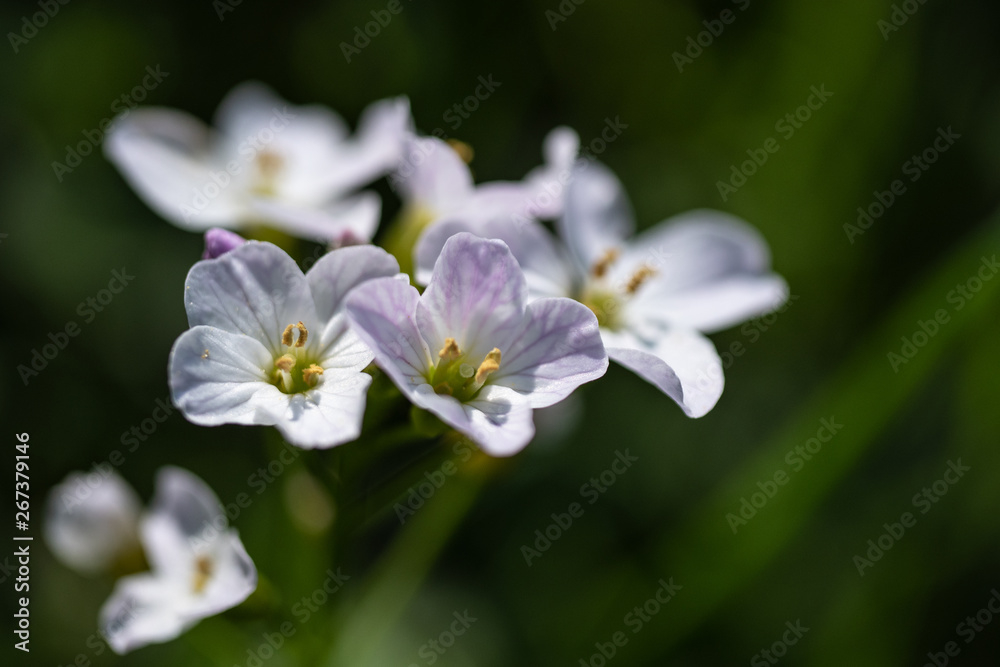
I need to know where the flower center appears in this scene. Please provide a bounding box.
[428,337,501,401]
[191,555,213,594]
[252,149,284,197]
[272,321,324,394]
[581,248,658,330]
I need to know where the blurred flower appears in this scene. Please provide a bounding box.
[169,241,402,448]
[99,467,257,654]
[44,468,142,575]
[386,127,578,271]
[416,161,788,417]
[201,227,247,259]
[345,233,607,456]
[105,81,411,245]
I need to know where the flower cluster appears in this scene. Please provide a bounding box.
[45,81,788,653]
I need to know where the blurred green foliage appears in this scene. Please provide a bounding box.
[2,0,1000,665]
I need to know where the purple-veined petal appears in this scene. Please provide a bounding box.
[603,327,723,418]
[491,297,608,408]
[416,233,527,363]
[183,242,318,351]
[412,384,536,457]
[413,217,576,300]
[344,276,433,390]
[558,160,635,273]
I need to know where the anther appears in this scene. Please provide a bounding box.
[474,348,502,386]
[625,265,657,294]
[302,364,324,387]
[438,337,462,362]
[192,555,213,594]
[591,248,620,279]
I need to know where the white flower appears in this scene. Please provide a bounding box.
[415,161,788,417]
[44,468,141,575]
[100,467,257,654]
[105,81,412,245]
[392,127,579,235]
[169,241,403,448]
[345,233,607,456]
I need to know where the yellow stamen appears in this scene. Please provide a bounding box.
[281,321,308,348]
[591,248,620,278]
[302,364,324,387]
[625,266,657,294]
[438,337,462,362]
[275,354,296,372]
[201,349,210,359]
[475,348,502,385]
[192,555,213,594]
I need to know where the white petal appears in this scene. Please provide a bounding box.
[44,470,141,575]
[104,108,243,227]
[416,233,527,362]
[344,276,434,390]
[100,573,189,654]
[603,327,724,418]
[492,297,608,408]
[393,136,473,213]
[520,126,580,219]
[247,192,382,245]
[558,160,635,272]
[183,241,318,351]
[169,325,288,427]
[411,384,536,457]
[307,244,402,328]
[413,217,576,300]
[263,371,372,448]
[183,530,257,619]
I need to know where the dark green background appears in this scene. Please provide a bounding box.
[3,0,1000,665]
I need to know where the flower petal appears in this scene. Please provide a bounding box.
[492,297,608,408]
[169,325,287,427]
[261,371,372,448]
[183,241,317,350]
[602,327,723,418]
[104,108,243,227]
[416,233,527,362]
[344,276,434,390]
[44,470,141,575]
[247,192,382,245]
[202,228,248,259]
[519,126,580,219]
[100,573,188,654]
[413,217,576,300]
[393,136,473,214]
[620,210,788,332]
[558,160,635,272]
[413,384,536,457]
